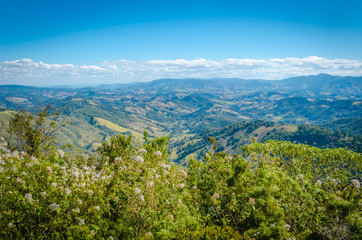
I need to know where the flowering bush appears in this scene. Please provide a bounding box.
[0,136,197,239]
[0,136,361,239]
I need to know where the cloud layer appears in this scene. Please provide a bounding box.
[1,57,362,86]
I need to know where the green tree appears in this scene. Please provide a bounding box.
[2,104,65,157]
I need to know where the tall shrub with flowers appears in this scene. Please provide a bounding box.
[0,134,361,239]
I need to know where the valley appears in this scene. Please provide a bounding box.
[1,74,361,163]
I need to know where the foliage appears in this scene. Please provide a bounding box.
[0,135,361,239]
[1,105,66,157]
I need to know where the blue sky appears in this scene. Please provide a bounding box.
[1,0,362,85]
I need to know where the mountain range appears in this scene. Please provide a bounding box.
[0,73,361,162]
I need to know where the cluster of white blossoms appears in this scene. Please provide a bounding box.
[49,203,60,211]
[351,179,360,189]
[154,151,162,159]
[139,148,147,155]
[114,156,122,164]
[78,218,85,226]
[24,193,33,203]
[134,187,142,195]
[147,181,154,188]
[0,137,9,152]
[284,224,291,231]
[159,161,171,171]
[65,188,72,196]
[179,170,187,178]
[167,214,174,221]
[134,156,144,164]
[57,150,65,158]
[211,193,219,200]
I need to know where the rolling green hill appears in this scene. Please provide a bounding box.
[169,120,361,164]
[0,74,361,161]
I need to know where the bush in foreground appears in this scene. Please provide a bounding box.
[0,136,361,239]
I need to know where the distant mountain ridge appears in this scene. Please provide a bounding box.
[1,74,360,100]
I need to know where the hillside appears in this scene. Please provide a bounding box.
[0,74,361,161]
[169,120,361,164]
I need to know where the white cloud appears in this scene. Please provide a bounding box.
[0,57,362,86]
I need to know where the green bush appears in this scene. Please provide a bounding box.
[0,136,360,239]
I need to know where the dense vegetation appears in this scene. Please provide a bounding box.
[0,75,361,238]
[170,120,362,164]
[0,132,361,239]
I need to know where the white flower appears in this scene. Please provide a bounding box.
[330,179,337,185]
[8,222,14,228]
[145,232,153,237]
[78,199,83,205]
[72,171,80,179]
[40,192,46,197]
[108,237,114,240]
[78,218,85,226]
[88,190,94,196]
[155,174,160,179]
[351,179,360,189]
[167,214,174,221]
[192,186,197,189]
[0,137,4,141]
[177,183,185,189]
[178,199,182,204]
[134,187,141,195]
[24,193,32,203]
[284,224,291,231]
[179,170,187,178]
[134,156,144,163]
[0,166,3,172]
[49,203,60,211]
[46,166,52,172]
[316,180,322,186]
[65,188,71,196]
[31,156,38,161]
[57,150,65,158]
[154,151,162,159]
[147,181,154,188]
[139,148,147,155]
[211,193,219,200]
[51,182,57,187]
[94,206,100,211]
[72,208,80,213]
[139,195,145,201]
[90,230,95,236]
[114,157,122,164]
